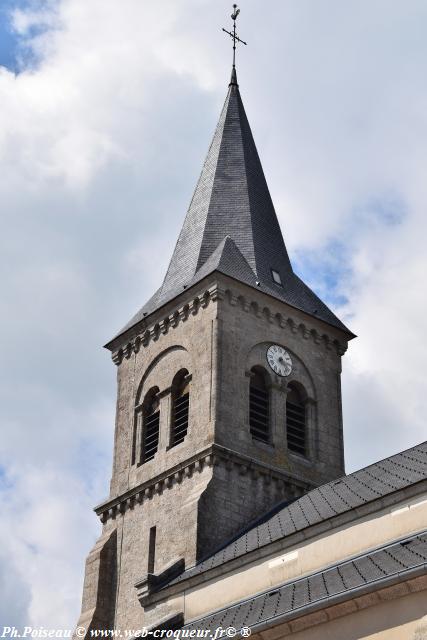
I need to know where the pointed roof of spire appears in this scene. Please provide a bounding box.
[110,74,352,343]
[229,65,238,86]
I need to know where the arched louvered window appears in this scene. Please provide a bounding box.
[170,369,190,447]
[286,385,306,456]
[141,387,160,463]
[249,366,270,443]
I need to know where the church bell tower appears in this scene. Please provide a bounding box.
[75,10,354,633]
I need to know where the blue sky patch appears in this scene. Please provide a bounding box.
[0,0,55,72]
[293,241,351,309]
[293,190,407,311]
[0,466,15,492]
[352,192,407,230]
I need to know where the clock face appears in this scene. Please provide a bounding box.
[266,344,292,377]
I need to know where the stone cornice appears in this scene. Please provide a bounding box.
[224,285,348,356]
[94,444,315,523]
[110,284,219,365]
[110,281,348,366]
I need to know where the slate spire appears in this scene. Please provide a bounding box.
[229,65,238,86]
[112,72,352,341]
[160,72,293,301]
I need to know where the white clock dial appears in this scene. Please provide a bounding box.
[266,344,292,377]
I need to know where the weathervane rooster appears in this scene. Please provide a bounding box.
[222,4,247,69]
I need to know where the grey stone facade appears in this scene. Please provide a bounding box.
[75,273,349,631]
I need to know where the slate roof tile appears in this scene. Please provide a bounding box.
[354,556,386,582]
[181,532,427,632]
[166,441,427,588]
[308,573,329,601]
[338,563,365,590]
[323,568,346,596]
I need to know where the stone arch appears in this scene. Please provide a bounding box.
[246,341,315,399]
[287,379,309,402]
[135,345,190,406]
[132,346,192,466]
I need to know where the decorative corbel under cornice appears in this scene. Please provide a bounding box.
[110,281,348,366]
[95,444,313,524]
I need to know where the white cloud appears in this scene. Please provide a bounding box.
[0,0,426,627]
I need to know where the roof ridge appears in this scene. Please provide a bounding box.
[347,439,427,477]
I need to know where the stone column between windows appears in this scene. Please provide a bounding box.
[270,380,287,449]
[135,409,143,465]
[158,387,171,451]
[306,397,317,461]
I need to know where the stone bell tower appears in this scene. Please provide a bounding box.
[75,57,353,633]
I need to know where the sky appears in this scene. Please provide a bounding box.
[0,0,427,628]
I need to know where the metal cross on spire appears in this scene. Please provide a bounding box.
[222,4,247,70]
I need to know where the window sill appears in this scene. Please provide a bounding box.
[136,458,156,468]
[166,440,186,452]
[288,450,313,466]
[251,436,275,450]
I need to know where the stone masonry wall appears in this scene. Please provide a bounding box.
[215,275,346,486]
[77,274,349,630]
[109,288,219,499]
